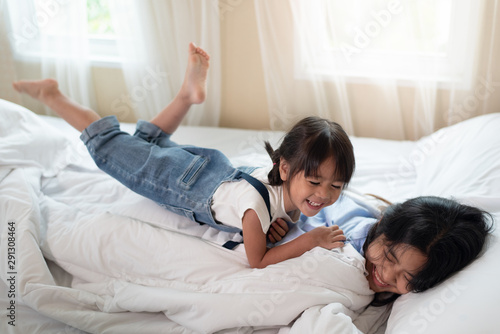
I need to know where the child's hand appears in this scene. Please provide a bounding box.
[308,225,346,250]
[267,218,289,243]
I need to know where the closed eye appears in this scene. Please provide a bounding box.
[332,184,342,189]
[309,181,320,186]
[383,249,396,263]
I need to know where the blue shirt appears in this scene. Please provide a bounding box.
[275,193,378,255]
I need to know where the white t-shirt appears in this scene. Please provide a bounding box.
[211,166,300,233]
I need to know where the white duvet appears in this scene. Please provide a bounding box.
[0,100,389,333]
[4,99,500,334]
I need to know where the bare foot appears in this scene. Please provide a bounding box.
[12,78,61,103]
[13,78,100,132]
[179,43,210,104]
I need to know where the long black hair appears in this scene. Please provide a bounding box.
[264,116,355,187]
[364,196,493,305]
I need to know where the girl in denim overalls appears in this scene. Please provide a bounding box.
[13,43,355,268]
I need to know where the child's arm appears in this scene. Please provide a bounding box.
[242,209,345,269]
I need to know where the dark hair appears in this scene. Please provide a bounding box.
[363,196,493,305]
[264,116,355,187]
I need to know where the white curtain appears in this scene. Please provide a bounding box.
[2,0,221,125]
[108,0,221,125]
[0,0,21,104]
[2,0,97,115]
[254,0,355,134]
[254,0,500,140]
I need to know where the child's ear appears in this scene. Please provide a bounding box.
[279,157,289,182]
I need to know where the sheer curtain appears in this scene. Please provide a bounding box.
[254,0,355,134]
[108,0,221,124]
[2,0,221,125]
[2,0,97,115]
[254,0,499,140]
[0,0,21,104]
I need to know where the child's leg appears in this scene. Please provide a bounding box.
[150,42,210,134]
[12,79,101,132]
[13,43,209,134]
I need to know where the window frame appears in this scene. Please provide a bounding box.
[5,0,121,67]
[293,0,484,89]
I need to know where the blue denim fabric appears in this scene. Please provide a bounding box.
[80,116,256,233]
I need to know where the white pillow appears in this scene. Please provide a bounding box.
[386,218,500,334]
[0,99,78,176]
[387,113,500,333]
[413,113,500,198]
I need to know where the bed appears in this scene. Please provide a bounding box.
[0,98,499,334]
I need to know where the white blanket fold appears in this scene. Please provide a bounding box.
[0,101,388,333]
[40,170,375,332]
[0,163,382,333]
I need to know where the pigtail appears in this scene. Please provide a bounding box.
[264,116,355,188]
[264,141,283,186]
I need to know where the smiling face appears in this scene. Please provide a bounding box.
[280,157,344,216]
[364,236,427,294]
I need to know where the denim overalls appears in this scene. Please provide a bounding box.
[80,116,270,236]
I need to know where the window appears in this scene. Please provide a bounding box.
[86,0,119,64]
[294,0,483,88]
[5,0,119,64]
[87,0,114,36]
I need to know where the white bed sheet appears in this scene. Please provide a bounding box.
[46,116,420,205]
[0,106,389,334]
[1,100,499,334]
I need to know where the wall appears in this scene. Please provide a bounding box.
[216,0,500,139]
[10,0,270,129]
[5,1,500,139]
[219,0,269,129]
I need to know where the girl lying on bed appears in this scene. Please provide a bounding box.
[13,43,491,305]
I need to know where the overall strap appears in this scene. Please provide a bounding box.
[222,171,272,250]
[236,171,272,218]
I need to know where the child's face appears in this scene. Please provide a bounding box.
[364,236,427,294]
[280,157,344,216]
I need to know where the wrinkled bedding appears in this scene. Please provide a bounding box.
[0,100,389,333]
[2,99,500,334]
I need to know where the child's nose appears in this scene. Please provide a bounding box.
[382,264,398,285]
[317,186,332,201]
